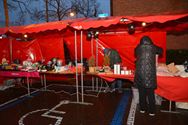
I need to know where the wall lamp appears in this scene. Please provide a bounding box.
[87,31,99,40]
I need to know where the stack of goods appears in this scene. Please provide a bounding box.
[157,62,188,77]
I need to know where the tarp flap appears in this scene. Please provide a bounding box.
[0,31,165,70]
[37,33,65,63]
[12,39,43,62]
[64,31,166,69]
[97,32,166,69]
[0,38,10,61]
[0,33,65,64]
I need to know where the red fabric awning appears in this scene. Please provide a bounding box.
[70,16,131,30]
[71,13,188,30]
[0,13,188,34]
[0,20,72,35]
[0,27,8,34]
[9,20,68,34]
[127,13,188,23]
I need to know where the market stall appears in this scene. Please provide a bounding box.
[1,13,188,68]
[0,13,188,104]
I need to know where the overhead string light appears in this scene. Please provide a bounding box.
[87,31,93,40]
[94,31,99,39]
[87,31,99,40]
[23,34,28,38]
[120,18,129,23]
[142,22,147,27]
[128,23,135,34]
[0,34,7,39]
[16,34,33,41]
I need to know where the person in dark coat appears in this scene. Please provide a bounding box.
[104,48,123,93]
[134,36,163,116]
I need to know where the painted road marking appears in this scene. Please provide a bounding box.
[18,100,70,125]
[110,90,131,125]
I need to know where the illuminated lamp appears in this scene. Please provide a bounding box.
[0,34,7,39]
[70,12,75,17]
[142,22,147,27]
[23,34,28,38]
[16,34,33,42]
[87,31,99,40]
[94,31,99,39]
[120,18,129,23]
[128,23,135,34]
[87,31,93,40]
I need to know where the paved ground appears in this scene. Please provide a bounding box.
[0,80,187,125]
[0,81,132,125]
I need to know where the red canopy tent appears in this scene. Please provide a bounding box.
[1,13,188,34]
[0,13,188,69]
[0,13,188,103]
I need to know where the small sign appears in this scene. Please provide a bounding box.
[98,13,109,18]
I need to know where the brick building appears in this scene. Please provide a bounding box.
[110,0,188,49]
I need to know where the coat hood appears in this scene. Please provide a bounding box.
[140,36,153,45]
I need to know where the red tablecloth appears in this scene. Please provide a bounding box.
[0,71,40,95]
[155,76,188,102]
[0,71,40,78]
[98,73,134,82]
[97,73,188,102]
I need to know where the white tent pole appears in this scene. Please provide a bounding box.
[91,38,94,56]
[95,38,99,91]
[74,30,79,102]
[91,36,94,91]
[9,38,13,63]
[96,38,98,68]
[80,30,84,102]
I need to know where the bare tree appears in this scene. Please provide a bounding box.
[5,0,35,25]
[30,0,71,22]
[31,8,46,23]
[3,0,9,27]
[71,0,101,17]
[11,0,32,14]
[4,0,102,26]
[31,0,101,22]
[47,0,72,21]
[12,11,26,26]
[45,0,49,22]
